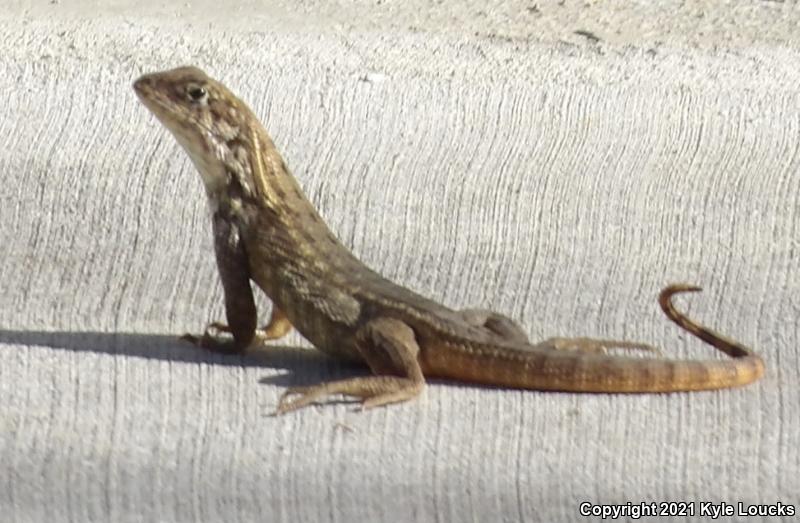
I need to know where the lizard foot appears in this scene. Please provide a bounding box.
[180,327,246,353]
[275,376,423,415]
[180,306,294,353]
[541,337,663,357]
[180,322,261,354]
[201,315,291,342]
[275,317,425,414]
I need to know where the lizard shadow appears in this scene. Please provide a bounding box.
[0,329,498,393]
[0,329,366,387]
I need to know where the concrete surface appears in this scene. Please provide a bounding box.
[1,2,799,522]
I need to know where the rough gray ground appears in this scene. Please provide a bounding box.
[1,3,799,522]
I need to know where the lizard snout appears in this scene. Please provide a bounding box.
[132,75,153,95]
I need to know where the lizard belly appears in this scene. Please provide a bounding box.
[249,264,364,362]
[287,307,362,362]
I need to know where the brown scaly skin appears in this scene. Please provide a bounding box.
[133,66,765,414]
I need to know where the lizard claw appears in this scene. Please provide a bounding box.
[192,321,284,345]
[179,324,249,354]
[206,321,232,336]
[179,331,228,352]
[180,332,218,347]
[179,320,231,347]
[275,386,318,415]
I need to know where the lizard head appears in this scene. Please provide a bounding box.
[133,66,250,194]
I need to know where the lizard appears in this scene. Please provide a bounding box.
[132,66,765,414]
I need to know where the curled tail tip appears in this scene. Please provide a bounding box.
[661,283,703,296]
[658,281,761,367]
[659,283,702,315]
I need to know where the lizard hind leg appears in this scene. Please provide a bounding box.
[275,318,425,414]
[458,309,660,356]
[537,337,662,356]
[460,309,529,343]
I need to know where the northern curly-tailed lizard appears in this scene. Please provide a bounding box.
[133,66,764,414]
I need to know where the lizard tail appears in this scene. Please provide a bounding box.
[423,283,765,393]
[658,283,756,359]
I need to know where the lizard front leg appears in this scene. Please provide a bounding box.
[276,318,425,414]
[182,214,261,353]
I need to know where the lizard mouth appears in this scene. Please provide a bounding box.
[132,74,159,104]
[133,76,169,118]
[133,75,201,137]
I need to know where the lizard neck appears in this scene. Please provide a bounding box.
[213,123,358,272]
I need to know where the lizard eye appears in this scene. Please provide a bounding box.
[186,84,208,103]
